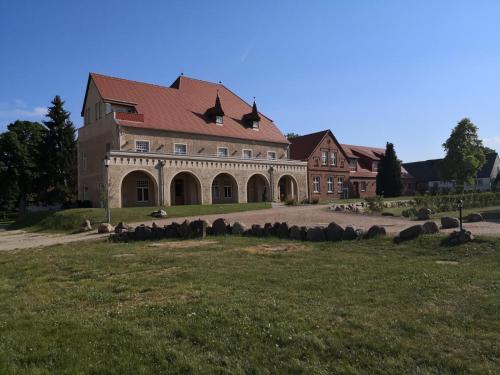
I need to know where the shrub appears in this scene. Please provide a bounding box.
[365,196,384,212]
[285,198,297,206]
[414,192,500,213]
[401,208,418,218]
[311,198,319,204]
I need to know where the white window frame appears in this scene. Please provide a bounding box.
[267,151,276,160]
[252,121,259,130]
[313,176,320,193]
[337,176,344,193]
[321,151,328,165]
[212,180,220,200]
[360,181,367,192]
[327,176,334,193]
[217,147,228,158]
[223,180,232,199]
[242,149,253,159]
[174,143,187,155]
[215,115,223,125]
[331,151,337,166]
[136,179,149,202]
[135,140,150,153]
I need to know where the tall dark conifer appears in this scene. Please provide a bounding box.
[41,96,77,203]
[376,142,402,197]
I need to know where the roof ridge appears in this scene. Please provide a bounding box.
[90,72,175,91]
[291,129,329,140]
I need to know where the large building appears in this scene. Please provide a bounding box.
[77,73,308,208]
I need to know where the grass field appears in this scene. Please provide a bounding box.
[0,235,499,374]
[9,202,271,233]
[383,205,500,221]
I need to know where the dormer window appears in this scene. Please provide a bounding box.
[252,121,259,129]
[205,92,225,124]
[242,100,262,129]
[216,115,223,124]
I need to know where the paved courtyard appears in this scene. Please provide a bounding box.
[1,205,499,251]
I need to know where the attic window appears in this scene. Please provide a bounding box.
[215,115,223,124]
[252,121,259,129]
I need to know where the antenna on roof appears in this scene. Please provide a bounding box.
[218,80,222,84]
[180,72,184,76]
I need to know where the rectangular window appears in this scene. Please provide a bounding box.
[98,101,102,119]
[252,121,259,129]
[215,115,223,124]
[267,151,276,160]
[223,180,232,198]
[174,143,187,155]
[243,149,252,159]
[321,151,328,165]
[212,182,220,200]
[337,176,344,193]
[135,140,149,153]
[83,185,88,200]
[136,179,149,202]
[360,181,367,192]
[372,161,379,171]
[217,147,228,157]
[349,158,357,170]
[331,151,337,166]
[313,176,320,193]
[327,176,334,193]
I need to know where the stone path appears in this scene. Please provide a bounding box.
[1,205,499,251]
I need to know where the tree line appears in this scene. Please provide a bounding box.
[0,96,76,211]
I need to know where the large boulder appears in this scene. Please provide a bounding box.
[422,221,439,234]
[395,224,424,243]
[445,230,474,246]
[441,216,459,229]
[115,221,133,234]
[178,220,191,238]
[342,225,362,241]
[276,222,290,239]
[164,222,180,238]
[466,213,483,222]
[364,225,386,239]
[262,223,273,237]
[288,225,303,241]
[325,222,344,241]
[190,219,208,238]
[151,209,168,218]
[80,219,92,232]
[98,223,115,234]
[212,218,228,236]
[306,227,326,242]
[231,222,247,235]
[250,224,263,237]
[416,208,431,220]
[134,224,152,240]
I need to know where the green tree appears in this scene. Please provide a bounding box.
[376,142,402,197]
[439,118,485,186]
[0,121,45,211]
[286,132,300,139]
[41,96,77,203]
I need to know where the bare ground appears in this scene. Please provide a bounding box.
[1,205,499,251]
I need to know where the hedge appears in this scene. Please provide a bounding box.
[414,192,500,212]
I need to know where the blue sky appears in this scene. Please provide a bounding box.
[1,0,499,162]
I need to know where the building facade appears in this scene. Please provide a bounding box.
[78,73,308,208]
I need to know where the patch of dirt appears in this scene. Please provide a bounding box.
[435,260,459,265]
[148,239,218,249]
[243,243,311,254]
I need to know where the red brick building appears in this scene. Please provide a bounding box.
[289,130,351,200]
[341,144,383,198]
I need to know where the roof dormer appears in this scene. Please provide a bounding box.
[204,91,225,124]
[242,100,261,130]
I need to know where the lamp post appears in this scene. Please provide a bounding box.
[457,199,463,232]
[104,156,111,224]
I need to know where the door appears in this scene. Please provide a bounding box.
[174,179,184,205]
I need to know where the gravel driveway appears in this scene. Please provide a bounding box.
[1,205,499,251]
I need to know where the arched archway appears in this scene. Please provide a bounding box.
[211,173,239,204]
[170,171,202,205]
[121,170,157,207]
[277,175,298,202]
[247,174,270,202]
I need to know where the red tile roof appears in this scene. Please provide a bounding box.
[85,73,289,144]
[289,130,348,160]
[341,144,385,160]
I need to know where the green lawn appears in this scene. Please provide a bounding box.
[0,236,499,374]
[10,202,271,233]
[383,205,500,221]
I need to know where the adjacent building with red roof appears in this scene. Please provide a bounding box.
[78,73,308,208]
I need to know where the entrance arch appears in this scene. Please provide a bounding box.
[121,170,157,207]
[170,171,202,205]
[247,174,270,202]
[277,175,298,202]
[211,173,239,204]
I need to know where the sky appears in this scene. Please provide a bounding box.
[1,0,499,162]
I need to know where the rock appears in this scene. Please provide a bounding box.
[466,213,483,222]
[441,216,459,229]
[151,209,168,218]
[231,222,247,235]
[422,221,439,234]
[164,222,180,238]
[134,224,152,240]
[115,221,133,233]
[251,224,263,237]
[325,222,344,241]
[262,223,273,237]
[342,225,359,240]
[178,220,191,238]
[364,225,386,239]
[190,219,208,238]
[98,222,115,234]
[396,224,424,243]
[416,208,431,220]
[445,230,474,246]
[276,222,289,239]
[306,226,326,242]
[288,225,302,241]
[212,218,228,236]
[80,219,92,232]
[382,212,394,216]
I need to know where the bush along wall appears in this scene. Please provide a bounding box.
[413,192,500,213]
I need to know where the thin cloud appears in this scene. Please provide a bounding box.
[484,136,500,147]
[0,104,47,119]
[239,42,254,63]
